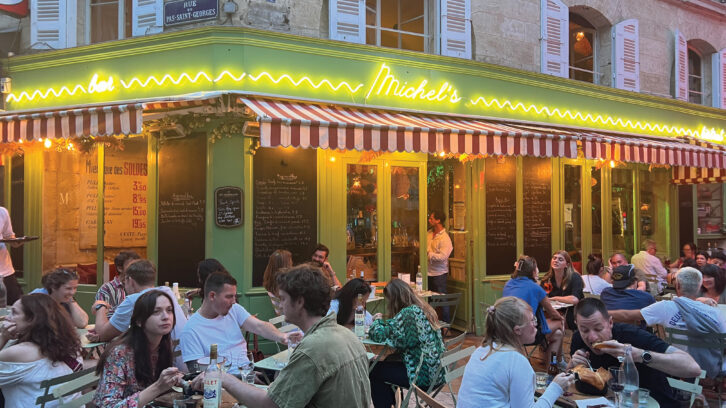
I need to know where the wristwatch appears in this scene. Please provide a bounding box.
[641,350,653,365]
[94,304,108,312]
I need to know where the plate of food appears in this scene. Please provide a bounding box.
[572,364,612,396]
[0,235,38,243]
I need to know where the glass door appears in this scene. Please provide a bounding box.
[611,168,635,257]
[346,164,379,281]
[390,166,420,280]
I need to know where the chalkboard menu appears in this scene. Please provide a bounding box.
[215,186,243,228]
[485,157,516,275]
[253,147,317,287]
[522,157,552,270]
[158,134,206,287]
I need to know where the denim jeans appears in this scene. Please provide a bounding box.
[428,274,449,323]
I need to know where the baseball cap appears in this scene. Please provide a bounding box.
[611,264,635,289]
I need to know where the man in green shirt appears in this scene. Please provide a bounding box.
[211,263,371,408]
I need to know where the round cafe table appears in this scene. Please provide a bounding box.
[538,384,660,407]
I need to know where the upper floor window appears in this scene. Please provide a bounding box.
[89,0,132,43]
[688,48,703,104]
[365,0,429,52]
[569,12,596,83]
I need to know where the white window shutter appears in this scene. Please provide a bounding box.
[440,0,471,59]
[30,0,75,49]
[132,0,163,37]
[674,30,688,101]
[540,0,568,77]
[712,48,726,109]
[612,19,640,92]
[329,0,365,44]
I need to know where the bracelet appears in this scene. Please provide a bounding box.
[94,304,108,312]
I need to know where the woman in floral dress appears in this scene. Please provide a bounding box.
[94,290,184,408]
[367,278,445,408]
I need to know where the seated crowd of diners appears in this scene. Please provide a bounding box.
[0,239,724,408]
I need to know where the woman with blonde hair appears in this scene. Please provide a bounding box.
[458,297,574,407]
[540,250,583,330]
[262,249,292,315]
[367,278,444,408]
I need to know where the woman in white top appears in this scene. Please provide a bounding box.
[582,254,612,295]
[0,293,82,407]
[328,278,374,328]
[458,297,574,408]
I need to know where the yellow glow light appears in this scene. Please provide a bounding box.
[439,151,446,157]
[43,138,51,148]
[609,160,615,168]
[365,63,462,103]
[330,156,336,162]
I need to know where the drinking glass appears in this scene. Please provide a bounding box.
[239,352,255,384]
[535,372,548,390]
[220,353,232,373]
[608,367,624,408]
[638,388,649,405]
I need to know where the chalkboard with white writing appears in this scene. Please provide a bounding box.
[158,134,206,287]
[253,147,317,287]
[522,157,552,270]
[215,186,243,228]
[485,157,517,275]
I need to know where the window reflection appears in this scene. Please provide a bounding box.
[391,166,419,279]
[611,168,634,257]
[564,165,582,271]
[591,167,602,255]
[346,164,378,281]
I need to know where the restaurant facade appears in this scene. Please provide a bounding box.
[1,25,725,335]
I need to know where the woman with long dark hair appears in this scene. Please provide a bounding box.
[699,263,726,304]
[94,290,183,407]
[0,293,82,406]
[367,279,444,408]
[540,250,584,330]
[329,278,373,328]
[30,268,88,328]
[458,297,574,407]
[263,249,293,315]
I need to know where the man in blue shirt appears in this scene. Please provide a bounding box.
[600,264,655,323]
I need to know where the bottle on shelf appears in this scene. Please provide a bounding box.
[621,344,640,407]
[172,282,181,301]
[360,269,365,280]
[354,294,365,339]
[203,344,221,408]
[416,266,423,293]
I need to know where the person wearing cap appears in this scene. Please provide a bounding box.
[599,264,655,325]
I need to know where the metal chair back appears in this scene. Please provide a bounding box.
[429,292,462,330]
[36,367,99,408]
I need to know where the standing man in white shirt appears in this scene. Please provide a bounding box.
[631,239,668,295]
[0,206,23,304]
[426,210,453,323]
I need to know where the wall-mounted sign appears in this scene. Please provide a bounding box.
[164,0,218,27]
[215,186,243,228]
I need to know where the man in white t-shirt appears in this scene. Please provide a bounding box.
[180,271,298,372]
[631,239,668,295]
[609,267,726,377]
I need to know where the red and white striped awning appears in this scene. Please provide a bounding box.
[0,103,144,142]
[581,132,726,169]
[672,166,726,184]
[241,98,579,158]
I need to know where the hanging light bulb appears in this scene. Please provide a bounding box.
[44,138,52,148]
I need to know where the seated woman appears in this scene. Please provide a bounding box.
[457,297,574,408]
[582,254,612,295]
[262,249,292,316]
[699,263,726,304]
[328,278,373,328]
[695,250,710,268]
[540,250,584,330]
[0,293,82,407]
[30,268,88,329]
[94,290,184,408]
[367,279,445,408]
[503,256,564,366]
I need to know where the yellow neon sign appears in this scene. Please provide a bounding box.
[5,64,725,142]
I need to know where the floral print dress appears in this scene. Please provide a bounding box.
[368,305,445,388]
[93,344,147,408]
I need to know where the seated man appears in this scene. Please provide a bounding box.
[94,250,140,317]
[600,264,655,326]
[180,271,297,372]
[630,239,668,295]
[312,244,342,289]
[196,264,371,408]
[609,253,647,291]
[90,260,187,368]
[609,267,726,378]
[567,298,701,408]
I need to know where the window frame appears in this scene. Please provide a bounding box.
[365,0,431,53]
[687,46,704,105]
[85,0,128,44]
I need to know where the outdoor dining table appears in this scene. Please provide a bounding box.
[536,384,660,407]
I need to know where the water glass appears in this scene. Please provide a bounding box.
[220,353,232,373]
[535,372,548,389]
[173,397,195,408]
[638,388,649,405]
[608,367,624,408]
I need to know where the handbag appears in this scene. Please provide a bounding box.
[245,331,265,362]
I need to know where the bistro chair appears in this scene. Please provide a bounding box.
[36,367,100,408]
[429,292,462,336]
[666,370,706,408]
[412,384,446,408]
[268,314,300,353]
[391,353,425,408]
[424,345,476,406]
[444,331,467,351]
[664,328,726,406]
